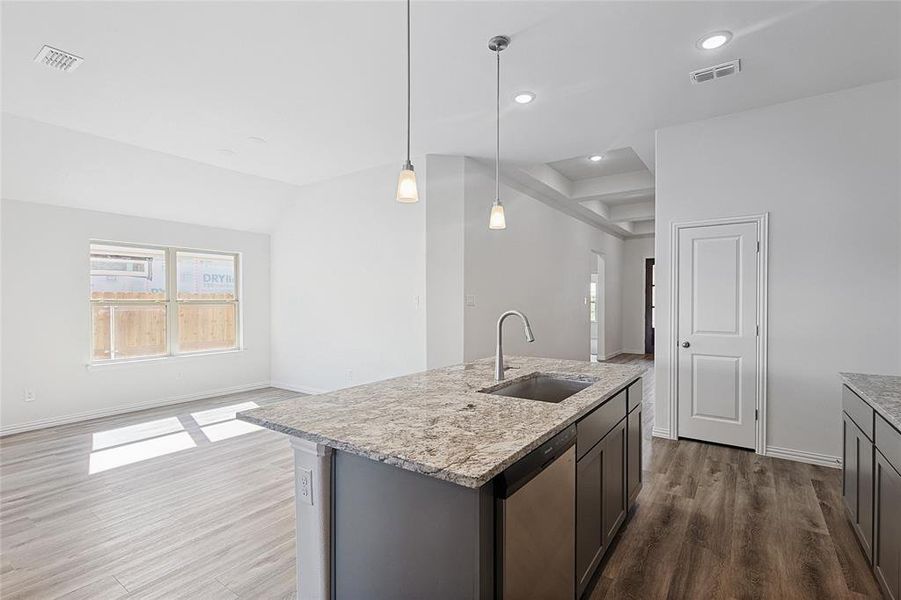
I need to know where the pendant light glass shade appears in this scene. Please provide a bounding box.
[396,0,419,203]
[489,199,506,229]
[488,36,509,229]
[396,163,419,203]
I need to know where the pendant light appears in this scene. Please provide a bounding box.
[488,35,509,229]
[396,0,419,203]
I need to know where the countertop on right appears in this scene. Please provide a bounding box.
[840,372,901,431]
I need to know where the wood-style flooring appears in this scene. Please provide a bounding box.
[0,389,300,599]
[0,355,883,599]
[592,357,882,600]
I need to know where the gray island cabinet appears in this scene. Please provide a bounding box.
[239,357,645,600]
[575,379,642,596]
[840,373,901,600]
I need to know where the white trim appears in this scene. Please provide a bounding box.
[86,348,246,370]
[0,381,270,437]
[88,240,242,363]
[667,213,769,454]
[270,380,331,396]
[652,426,675,439]
[765,445,841,469]
[290,437,333,600]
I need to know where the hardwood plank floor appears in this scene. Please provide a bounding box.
[0,388,300,599]
[0,356,882,599]
[586,355,882,600]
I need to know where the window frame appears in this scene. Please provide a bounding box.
[172,249,241,356]
[89,241,242,364]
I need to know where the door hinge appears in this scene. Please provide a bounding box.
[755,408,759,421]
[756,324,759,336]
[756,241,760,252]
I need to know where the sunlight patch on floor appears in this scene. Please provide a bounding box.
[89,431,196,474]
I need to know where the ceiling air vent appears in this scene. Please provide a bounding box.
[33,45,84,72]
[690,59,740,85]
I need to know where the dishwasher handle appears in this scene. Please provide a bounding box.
[495,424,576,499]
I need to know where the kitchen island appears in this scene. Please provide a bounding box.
[239,356,644,600]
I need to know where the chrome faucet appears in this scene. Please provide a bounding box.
[495,310,535,381]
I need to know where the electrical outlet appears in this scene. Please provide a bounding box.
[298,468,313,505]
[23,389,35,402]
[465,295,476,307]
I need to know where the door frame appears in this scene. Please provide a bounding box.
[667,213,769,455]
[644,258,655,355]
[590,250,608,360]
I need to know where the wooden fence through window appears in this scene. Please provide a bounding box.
[91,292,236,360]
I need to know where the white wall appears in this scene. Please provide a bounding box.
[654,79,901,460]
[425,155,465,368]
[622,236,654,354]
[270,162,427,393]
[589,273,599,357]
[0,199,271,434]
[462,158,625,362]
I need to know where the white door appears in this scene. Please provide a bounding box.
[677,222,758,449]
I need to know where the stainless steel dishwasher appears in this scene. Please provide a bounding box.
[495,424,576,600]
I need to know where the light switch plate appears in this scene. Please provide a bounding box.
[298,467,313,505]
[465,295,476,307]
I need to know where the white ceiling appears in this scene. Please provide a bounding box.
[2,0,899,194]
[548,148,648,181]
[1,114,296,233]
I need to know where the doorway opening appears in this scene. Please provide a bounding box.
[590,253,606,362]
[644,258,655,355]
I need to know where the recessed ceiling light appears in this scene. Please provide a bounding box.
[513,91,535,104]
[588,154,604,162]
[697,31,732,50]
[247,136,267,144]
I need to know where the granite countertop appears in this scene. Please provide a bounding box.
[840,372,901,431]
[239,357,644,488]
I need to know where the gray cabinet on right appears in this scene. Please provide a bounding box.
[842,383,901,600]
[874,414,901,600]
[874,451,901,600]
[843,412,874,561]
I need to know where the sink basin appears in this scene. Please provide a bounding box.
[483,374,594,404]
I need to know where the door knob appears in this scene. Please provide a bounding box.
[681,341,690,348]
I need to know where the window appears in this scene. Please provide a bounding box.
[90,243,239,362]
[589,281,598,323]
[176,252,238,353]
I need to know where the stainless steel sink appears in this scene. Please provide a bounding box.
[483,374,594,404]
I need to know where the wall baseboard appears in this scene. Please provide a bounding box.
[652,426,674,439]
[0,381,271,437]
[601,349,624,361]
[621,348,648,356]
[764,445,842,469]
[270,380,331,395]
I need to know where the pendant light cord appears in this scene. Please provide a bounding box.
[495,47,500,201]
[406,0,411,164]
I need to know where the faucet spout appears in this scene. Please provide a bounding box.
[495,310,535,381]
